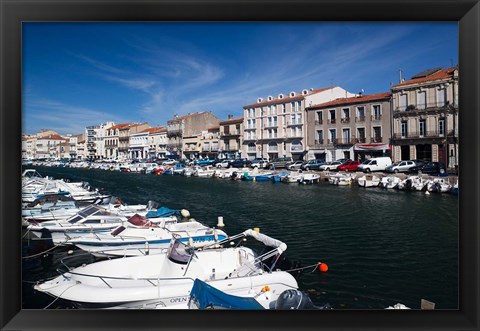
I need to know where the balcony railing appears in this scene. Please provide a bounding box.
[334,138,356,146]
[264,123,278,128]
[357,137,366,143]
[268,147,279,152]
[394,102,457,114]
[371,114,382,121]
[247,147,256,153]
[340,117,351,124]
[328,119,336,124]
[355,116,365,122]
[167,129,183,137]
[315,120,323,125]
[371,136,383,143]
[220,131,240,137]
[392,130,452,139]
[314,139,324,145]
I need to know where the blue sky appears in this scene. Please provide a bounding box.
[22,22,458,135]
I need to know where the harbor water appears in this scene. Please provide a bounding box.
[22,166,459,309]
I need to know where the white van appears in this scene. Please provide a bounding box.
[357,157,392,173]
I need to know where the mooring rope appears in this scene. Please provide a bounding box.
[22,244,65,259]
[284,262,321,274]
[43,282,80,309]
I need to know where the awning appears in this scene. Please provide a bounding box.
[354,143,391,151]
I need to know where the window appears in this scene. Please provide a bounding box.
[372,105,381,120]
[419,119,426,137]
[329,109,336,123]
[317,130,324,143]
[439,118,445,136]
[297,101,302,111]
[342,128,351,143]
[401,121,408,138]
[356,107,365,121]
[290,102,295,112]
[282,104,286,113]
[357,128,366,143]
[329,129,336,143]
[297,113,302,124]
[343,108,350,118]
[373,127,381,142]
[399,94,408,111]
[437,88,446,107]
[417,91,426,110]
[316,111,323,124]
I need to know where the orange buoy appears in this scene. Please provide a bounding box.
[319,263,329,272]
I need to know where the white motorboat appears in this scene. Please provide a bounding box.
[426,177,452,193]
[192,166,216,177]
[282,171,303,183]
[379,176,401,189]
[328,173,354,186]
[26,205,180,245]
[69,216,228,257]
[297,173,320,185]
[397,176,428,191]
[357,174,381,188]
[34,229,298,309]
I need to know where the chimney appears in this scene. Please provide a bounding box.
[228,115,233,119]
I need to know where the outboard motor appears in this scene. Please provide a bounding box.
[275,289,332,310]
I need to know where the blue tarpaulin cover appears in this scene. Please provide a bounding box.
[189,279,264,310]
[145,207,180,218]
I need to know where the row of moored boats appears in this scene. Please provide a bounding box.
[22,169,329,310]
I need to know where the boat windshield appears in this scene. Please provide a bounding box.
[167,238,193,265]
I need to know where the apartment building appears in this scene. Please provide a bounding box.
[105,123,131,160]
[34,134,66,159]
[118,123,150,161]
[166,112,220,159]
[146,127,168,159]
[242,86,355,161]
[183,134,201,160]
[306,92,392,162]
[390,67,458,168]
[200,126,220,160]
[85,122,115,160]
[219,116,243,159]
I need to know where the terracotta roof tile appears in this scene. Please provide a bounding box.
[140,126,166,134]
[109,123,131,130]
[219,117,244,125]
[307,92,392,109]
[392,67,457,88]
[37,134,65,140]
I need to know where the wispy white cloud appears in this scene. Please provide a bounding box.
[23,98,132,134]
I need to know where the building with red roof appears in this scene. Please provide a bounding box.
[390,67,458,167]
[241,86,356,161]
[305,92,392,162]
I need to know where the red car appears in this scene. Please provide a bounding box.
[337,160,361,172]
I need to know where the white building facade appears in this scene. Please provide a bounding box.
[242,87,356,161]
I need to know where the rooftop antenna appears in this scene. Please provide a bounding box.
[399,68,403,83]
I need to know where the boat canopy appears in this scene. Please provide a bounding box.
[167,237,193,265]
[67,205,103,224]
[242,229,287,253]
[145,207,180,218]
[188,279,264,310]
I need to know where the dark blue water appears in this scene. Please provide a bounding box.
[23,166,458,309]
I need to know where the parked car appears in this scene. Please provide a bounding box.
[229,158,252,168]
[385,160,416,173]
[215,160,232,168]
[300,159,323,171]
[286,160,304,170]
[318,161,343,171]
[268,157,293,169]
[162,159,178,166]
[195,158,215,166]
[250,158,269,169]
[337,160,361,172]
[357,157,392,173]
[407,161,446,174]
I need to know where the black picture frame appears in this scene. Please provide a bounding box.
[1,0,479,330]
